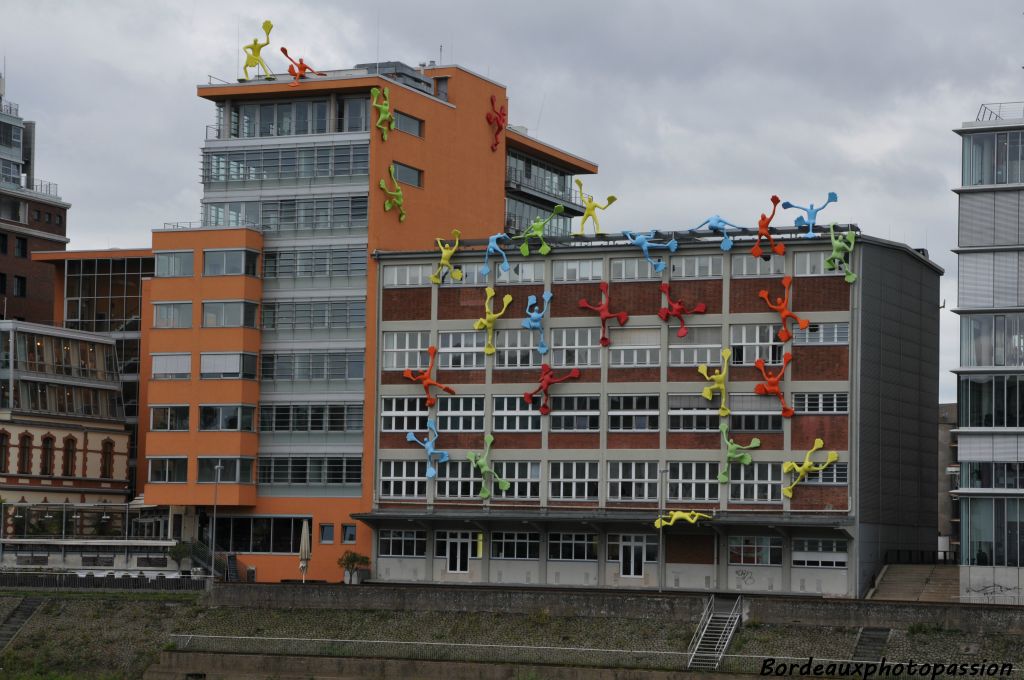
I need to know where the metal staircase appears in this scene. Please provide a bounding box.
[0,597,42,652]
[687,595,742,671]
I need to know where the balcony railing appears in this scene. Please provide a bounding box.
[157,220,258,231]
[0,175,60,199]
[206,124,221,140]
[977,102,1024,122]
[0,100,18,117]
[505,168,589,207]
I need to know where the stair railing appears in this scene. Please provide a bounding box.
[711,595,743,669]
[686,594,715,668]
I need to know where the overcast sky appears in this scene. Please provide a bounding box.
[4,0,1021,402]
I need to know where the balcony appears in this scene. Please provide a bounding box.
[0,175,61,200]
[505,168,587,214]
[977,102,1024,122]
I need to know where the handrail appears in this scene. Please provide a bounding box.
[714,595,743,661]
[505,168,588,206]
[686,594,714,666]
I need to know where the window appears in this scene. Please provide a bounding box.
[40,437,55,476]
[551,327,602,368]
[494,329,541,369]
[670,254,722,279]
[61,437,74,476]
[437,396,484,432]
[17,434,31,474]
[795,251,846,277]
[203,250,259,276]
[730,394,783,432]
[804,462,849,485]
[611,257,660,281]
[0,273,6,294]
[246,195,367,233]
[491,532,540,559]
[202,143,368,182]
[668,394,720,431]
[13,276,25,298]
[257,457,361,485]
[44,213,51,224]
[149,457,188,483]
[379,460,427,498]
[608,461,658,500]
[260,352,363,381]
[669,326,722,367]
[343,524,357,543]
[732,254,784,277]
[729,536,783,565]
[261,298,366,331]
[495,261,544,284]
[492,396,540,432]
[436,460,483,498]
[381,397,428,432]
[393,162,422,187]
[199,405,255,431]
[232,100,329,138]
[198,457,254,483]
[204,515,309,554]
[549,461,599,500]
[152,354,191,380]
[549,396,600,431]
[791,538,849,568]
[492,461,540,499]
[258,403,363,432]
[382,331,429,371]
[609,328,660,367]
[155,252,194,277]
[150,405,189,431]
[548,533,597,561]
[730,324,783,365]
[381,264,432,287]
[263,248,366,279]
[609,395,659,431]
[553,259,603,282]
[0,234,8,254]
[319,524,334,543]
[378,529,426,557]
[793,393,849,414]
[153,303,192,329]
[200,353,257,379]
[669,462,720,501]
[792,322,850,345]
[607,534,659,568]
[202,301,258,328]
[100,441,114,479]
[730,463,783,502]
[438,331,485,369]
[394,111,423,137]
[14,237,27,258]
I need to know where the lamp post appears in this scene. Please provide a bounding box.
[210,463,223,580]
[658,466,668,593]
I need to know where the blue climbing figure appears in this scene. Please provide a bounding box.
[480,232,512,277]
[521,291,553,355]
[781,192,838,238]
[688,215,747,252]
[406,419,449,479]
[623,229,678,273]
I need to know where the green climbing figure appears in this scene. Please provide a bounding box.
[716,421,761,484]
[371,87,395,141]
[466,433,511,500]
[512,205,564,256]
[379,164,406,222]
[826,223,857,283]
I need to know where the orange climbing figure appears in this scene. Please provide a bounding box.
[658,282,707,338]
[523,363,581,415]
[474,287,513,355]
[754,352,794,418]
[280,47,326,87]
[402,346,456,407]
[751,195,785,260]
[654,511,712,529]
[758,276,809,342]
[578,281,629,347]
[240,21,276,82]
[486,95,507,152]
[698,348,731,417]
[782,439,839,498]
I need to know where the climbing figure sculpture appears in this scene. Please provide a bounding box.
[689,214,747,251]
[512,205,564,256]
[371,87,396,141]
[654,511,713,529]
[623,230,678,273]
[480,232,512,276]
[697,348,731,417]
[240,20,276,82]
[467,433,511,500]
[657,282,707,338]
[578,281,629,347]
[758,276,809,343]
[782,439,839,498]
[782,192,838,238]
[573,179,617,236]
[403,345,456,407]
[280,47,326,87]
[406,419,450,479]
[431,229,462,284]
[717,421,761,484]
[474,287,513,355]
[379,164,406,222]
[486,95,508,151]
[754,352,795,418]
[751,195,785,260]
[826,224,858,283]
[522,291,553,355]
[523,363,582,415]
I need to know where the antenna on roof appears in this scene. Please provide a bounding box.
[375,7,381,74]
[535,92,546,134]
[439,44,443,65]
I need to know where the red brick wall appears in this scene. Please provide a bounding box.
[792,346,849,381]
[608,367,660,382]
[438,286,487,319]
[383,288,431,320]
[551,283,603,317]
[790,485,849,510]
[493,369,536,384]
[492,433,541,449]
[548,500,600,509]
[549,433,600,449]
[731,432,783,450]
[791,415,848,451]
[574,368,602,383]
[379,432,419,448]
[665,280,723,314]
[381,371,410,385]
[730,278,779,313]
[667,432,721,449]
[728,503,784,511]
[493,284,544,313]
[609,281,662,316]
[437,369,485,385]
[607,432,660,448]
[668,367,708,383]
[731,366,769,382]
[792,276,851,312]
[441,432,487,449]
[666,533,715,564]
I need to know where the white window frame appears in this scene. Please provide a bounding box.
[202,300,258,328]
[381,397,428,432]
[492,461,541,499]
[548,532,597,561]
[151,353,191,380]
[435,460,483,498]
[609,327,661,368]
[795,251,846,277]
[553,258,604,282]
[494,329,542,369]
[382,331,429,371]
[549,461,599,500]
[153,302,192,329]
[803,462,849,485]
[491,532,540,560]
[148,457,188,483]
[608,395,660,431]
[438,263,483,286]
[492,396,541,432]
[611,257,660,281]
[730,324,783,366]
[732,253,785,277]
[730,393,784,432]
[792,538,849,567]
[436,396,485,432]
[793,393,849,414]
[792,322,850,345]
[438,330,486,370]
[379,460,427,498]
[730,462,783,502]
[607,534,659,566]
[378,529,427,556]
[668,462,720,502]
[608,461,658,501]
[549,395,600,432]
[154,251,194,278]
[670,254,722,279]
[668,326,722,367]
[381,264,432,287]
[495,261,545,284]
[729,535,783,565]
[668,394,721,432]
[551,327,602,368]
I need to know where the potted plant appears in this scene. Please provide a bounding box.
[338,550,370,584]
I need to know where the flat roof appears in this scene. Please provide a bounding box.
[33,248,153,262]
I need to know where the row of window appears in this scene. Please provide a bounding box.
[958,374,1024,428]
[149,456,253,483]
[961,314,1024,368]
[223,97,379,138]
[202,143,370,183]
[203,196,368,233]
[379,459,848,501]
[961,462,1024,489]
[4,331,117,380]
[149,455,363,486]
[0,432,114,479]
[3,381,122,420]
[152,299,367,331]
[263,248,366,279]
[381,251,848,287]
[155,250,259,278]
[150,403,363,433]
[152,352,365,382]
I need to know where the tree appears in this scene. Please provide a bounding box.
[337,551,370,584]
[168,541,191,571]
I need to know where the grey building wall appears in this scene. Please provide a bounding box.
[937,403,958,553]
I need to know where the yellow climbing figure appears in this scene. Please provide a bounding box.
[654,511,712,529]
[473,287,513,355]
[698,348,731,416]
[573,179,617,236]
[240,20,276,82]
[782,439,839,498]
[431,229,462,284]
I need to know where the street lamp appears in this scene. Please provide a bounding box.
[658,466,669,593]
[210,463,224,580]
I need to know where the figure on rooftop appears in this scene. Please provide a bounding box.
[280,47,326,87]
[623,230,678,273]
[512,205,563,256]
[480,232,512,277]
[782,192,838,238]
[751,195,785,260]
[240,20,276,82]
[689,214,747,251]
[826,223,858,283]
[574,179,617,236]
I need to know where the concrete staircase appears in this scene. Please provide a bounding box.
[0,597,42,651]
[852,627,890,660]
[688,596,742,671]
[871,565,959,602]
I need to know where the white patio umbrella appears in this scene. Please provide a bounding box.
[298,519,311,583]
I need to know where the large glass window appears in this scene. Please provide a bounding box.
[198,457,254,483]
[730,463,782,502]
[261,298,366,331]
[155,252,194,278]
[959,374,1024,427]
[202,301,258,328]
[258,403,363,432]
[668,394,720,432]
[437,396,484,432]
[151,405,189,431]
[608,461,658,500]
[258,457,361,485]
[206,516,309,554]
[608,395,659,431]
[382,331,429,370]
[669,462,720,502]
[491,461,540,499]
[200,353,257,379]
[491,532,539,560]
[149,458,188,483]
[729,536,783,565]
[549,396,600,431]
[962,132,1024,186]
[381,397,428,432]
[378,529,426,557]
[204,250,259,277]
[203,143,369,183]
[260,352,363,381]
[152,353,191,380]
[492,396,541,432]
[379,460,427,498]
[263,248,366,279]
[551,328,602,368]
[961,314,1024,367]
[548,533,597,561]
[549,461,599,500]
[438,331,485,369]
[731,324,783,365]
[153,303,192,329]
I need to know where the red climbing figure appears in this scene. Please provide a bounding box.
[523,363,582,415]
[751,195,785,261]
[657,282,707,338]
[578,281,629,347]
[754,352,795,418]
[758,276,809,342]
[486,95,508,152]
[280,47,326,87]
[402,345,456,407]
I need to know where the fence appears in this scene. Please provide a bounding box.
[0,570,209,591]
